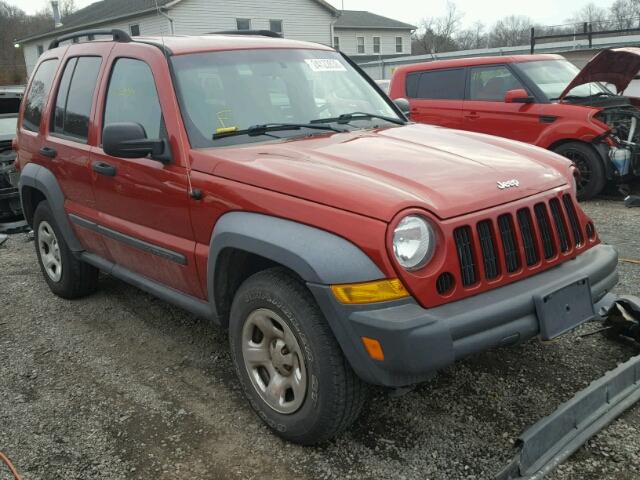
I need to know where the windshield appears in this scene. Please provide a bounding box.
[0,115,17,137]
[171,49,401,148]
[517,59,613,100]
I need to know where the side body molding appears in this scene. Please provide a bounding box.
[207,212,384,313]
[19,162,83,252]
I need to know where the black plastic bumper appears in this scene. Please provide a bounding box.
[309,244,619,387]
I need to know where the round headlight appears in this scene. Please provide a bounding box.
[392,215,435,271]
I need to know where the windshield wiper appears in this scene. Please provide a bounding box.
[212,123,344,140]
[310,112,406,126]
[552,91,616,101]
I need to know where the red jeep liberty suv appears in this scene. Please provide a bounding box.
[389,49,640,200]
[15,30,618,444]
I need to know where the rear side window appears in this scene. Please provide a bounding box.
[103,58,163,140]
[407,69,466,100]
[22,59,59,132]
[469,65,524,101]
[52,56,102,141]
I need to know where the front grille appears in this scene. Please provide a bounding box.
[562,194,584,246]
[477,220,499,280]
[498,214,520,273]
[450,195,585,292]
[453,226,477,286]
[517,209,539,266]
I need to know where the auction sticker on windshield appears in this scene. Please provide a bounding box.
[304,58,347,72]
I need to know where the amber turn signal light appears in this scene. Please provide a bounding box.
[330,278,409,304]
[361,337,385,361]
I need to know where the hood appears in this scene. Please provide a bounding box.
[560,47,640,100]
[196,124,570,221]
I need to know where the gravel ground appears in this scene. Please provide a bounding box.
[1,198,639,480]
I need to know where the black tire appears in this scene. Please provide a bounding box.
[553,142,606,201]
[229,267,367,445]
[33,200,99,299]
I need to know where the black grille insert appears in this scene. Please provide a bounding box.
[436,272,455,295]
[454,226,477,286]
[534,203,556,259]
[550,198,570,252]
[498,214,520,273]
[477,220,500,279]
[516,209,539,266]
[562,194,583,247]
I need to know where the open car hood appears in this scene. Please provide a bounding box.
[560,47,640,100]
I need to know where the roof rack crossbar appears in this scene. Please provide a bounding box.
[209,30,283,38]
[49,28,132,49]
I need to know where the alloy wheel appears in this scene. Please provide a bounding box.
[38,221,63,282]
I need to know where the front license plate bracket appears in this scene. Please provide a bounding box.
[535,278,594,340]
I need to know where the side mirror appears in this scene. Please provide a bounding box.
[393,97,411,116]
[103,122,168,162]
[505,89,534,104]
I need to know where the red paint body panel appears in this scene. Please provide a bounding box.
[17,38,600,311]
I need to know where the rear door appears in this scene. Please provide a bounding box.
[462,64,548,143]
[406,68,465,129]
[43,44,112,258]
[89,44,203,299]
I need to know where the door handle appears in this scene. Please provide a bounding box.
[464,113,480,120]
[39,146,57,159]
[92,161,117,177]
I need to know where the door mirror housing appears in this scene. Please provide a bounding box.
[505,89,534,104]
[103,122,169,162]
[393,97,411,116]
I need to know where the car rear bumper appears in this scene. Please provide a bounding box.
[308,244,619,387]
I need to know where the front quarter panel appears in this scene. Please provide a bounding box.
[535,104,609,148]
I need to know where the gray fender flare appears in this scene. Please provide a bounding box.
[207,211,384,316]
[19,162,83,252]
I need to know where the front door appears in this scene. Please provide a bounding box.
[90,46,203,298]
[462,64,547,144]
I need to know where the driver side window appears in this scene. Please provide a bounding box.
[103,58,163,139]
[469,65,524,101]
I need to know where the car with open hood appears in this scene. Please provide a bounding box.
[389,48,640,200]
[14,29,618,444]
[0,85,24,232]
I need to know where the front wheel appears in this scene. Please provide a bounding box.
[553,142,606,201]
[229,268,367,445]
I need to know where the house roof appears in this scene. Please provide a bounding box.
[334,10,416,30]
[17,0,338,44]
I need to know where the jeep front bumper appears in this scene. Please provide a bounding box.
[309,244,619,387]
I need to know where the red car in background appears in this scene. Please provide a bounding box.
[389,49,640,199]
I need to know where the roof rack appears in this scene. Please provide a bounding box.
[209,30,283,39]
[49,28,131,49]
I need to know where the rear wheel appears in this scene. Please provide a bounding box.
[33,201,99,299]
[553,142,606,200]
[229,268,368,445]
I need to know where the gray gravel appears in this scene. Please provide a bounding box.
[1,198,639,480]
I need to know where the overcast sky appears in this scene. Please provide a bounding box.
[9,0,616,29]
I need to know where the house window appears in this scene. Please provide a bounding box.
[37,45,44,55]
[396,36,403,53]
[269,19,283,34]
[236,18,251,30]
[357,36,365,54]
[333,36,340,50]
[373,37,380,53]
[129,24,140,36]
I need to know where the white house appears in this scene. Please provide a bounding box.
[17,0,338,74]
[333,10,416,62]
[17,1,415,75]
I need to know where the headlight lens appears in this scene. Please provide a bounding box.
[392,215,435,270]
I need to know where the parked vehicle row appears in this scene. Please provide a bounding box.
[14,30,617,444]
[389,49,640,200]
